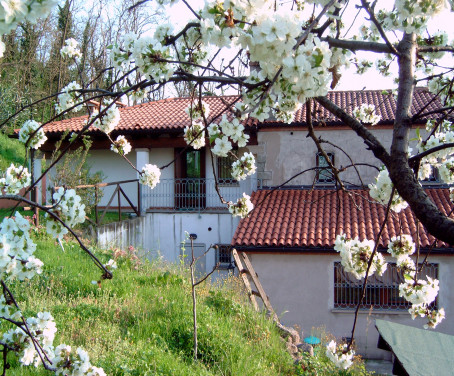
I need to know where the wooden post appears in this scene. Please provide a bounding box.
[117,184,121,222]
[137,181,142,217]
[34,187,39,226]
[95,186,99,225]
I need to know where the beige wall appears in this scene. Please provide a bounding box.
[257,128,427,187]
[248,252,454,359]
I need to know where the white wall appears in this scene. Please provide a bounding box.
[247,252,454,359]
[143,212,240,269]
[258,128,429,187]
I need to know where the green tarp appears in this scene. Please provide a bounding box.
[375,319,454,376]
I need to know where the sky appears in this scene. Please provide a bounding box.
[161,0,454,92]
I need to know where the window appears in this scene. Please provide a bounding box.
[316,152,335,183]
[422,168,440,184]
[215,245,234,269]
[217,151,238,184]
[334,262,438,310]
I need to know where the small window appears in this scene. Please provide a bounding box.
[334,262,438,310]
[215,245,233,269]
[217,151,238,184]
[422,167,440,184]
[316,152,335,183]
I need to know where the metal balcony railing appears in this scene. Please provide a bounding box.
[142,177,260,211]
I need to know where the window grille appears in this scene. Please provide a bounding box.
[334,262,438,310]
[216,245,233,268]
[217,151,238,183]
[316,152,335,183]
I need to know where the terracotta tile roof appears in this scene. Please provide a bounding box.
[44,88,442,135]
[43,96,242,135]
[232,188,454,251]
[254,87,442,128]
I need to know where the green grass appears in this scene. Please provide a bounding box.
[0,131,26,171]
[3,239,299,375]
[0,207,130,227]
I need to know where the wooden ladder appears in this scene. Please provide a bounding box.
[232,249,278,321]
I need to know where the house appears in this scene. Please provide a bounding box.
[38,87,454,358]
[232,188,454,359]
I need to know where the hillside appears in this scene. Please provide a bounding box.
[0,131,25,171]
[5,239,297,376]
[2,235,370,375]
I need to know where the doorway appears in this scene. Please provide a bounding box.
[174,148,206,210]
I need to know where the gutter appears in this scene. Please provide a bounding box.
[232,245,454,255]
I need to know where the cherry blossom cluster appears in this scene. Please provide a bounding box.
[110,31,175,83]
[353,104,381,126]
[0,212,43,281]
[228,193,253,218]
[111,135,132,156]
[387,235,415,259]
[209,115,249,157]
[1,290,106,374]
[378,0,450,33]
[55,81,83,114]
[129,88,146,103]
[0,164,31,195]
[428,74,454,106]
[46,188,86,239]
[325,340,355,370]
[0,0,57,57]
[369,169,408,213]
[334,234,387,280]
[90,100,121,134]
[53,345,106,376]
[399,274,445,329]
[183,101,210,150]
[184,122,205,150]
[139,163,161,189]
[18,119,47,149]
[389,235,445,330]
[60,38,82,60]
[2,311,56,366]
[231,152,256,181]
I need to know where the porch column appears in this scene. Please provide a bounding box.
[32,151,43,205]
[135,148,150,213]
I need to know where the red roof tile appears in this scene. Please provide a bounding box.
[44,96,242,135]
[232,188,454,251]
[44,88,442,135]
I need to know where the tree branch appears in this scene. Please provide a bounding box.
[322,36,394,54]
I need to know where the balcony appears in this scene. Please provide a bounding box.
[141,177,260,212]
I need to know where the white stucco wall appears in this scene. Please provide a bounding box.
[258,127,428,187]
[247,252,454,359]
[143,212,239,268]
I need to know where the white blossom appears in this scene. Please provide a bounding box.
[0,164,31,195]
[353,104,381,126]
[111,135,132,155]
[18,120,47,149]
[212,136,232,157]
[334,234,387,279]
[55,81,83,114]
[139,164,161,189]
[45,188,86,239]
[228,193,253,218]
[387,235,415,260]
[325,340,354,370]
[369,169,408,213]
[91,100,121,134]
[231,152,256,181]
[60,38,82,60]
[184,121,206,150]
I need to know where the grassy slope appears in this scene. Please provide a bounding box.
[5,239,298,376]
[0,131,25,171]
